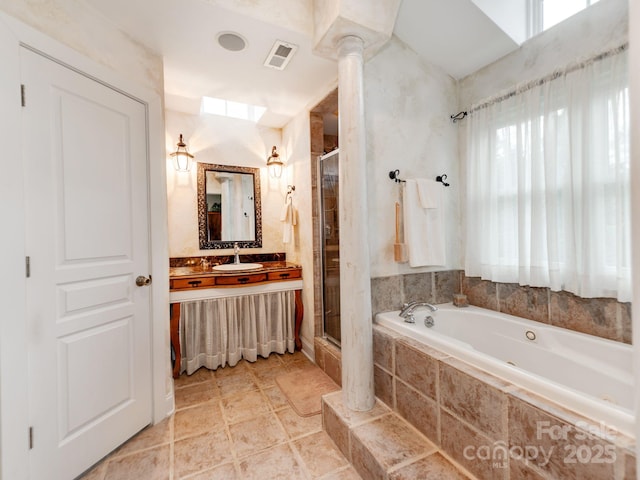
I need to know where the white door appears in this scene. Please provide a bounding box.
[22,47,152,479]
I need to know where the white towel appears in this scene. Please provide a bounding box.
[403,179,446,267]
[280,201,297,244]
[416,178,440,208]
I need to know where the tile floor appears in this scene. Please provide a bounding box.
[79,351,361,480]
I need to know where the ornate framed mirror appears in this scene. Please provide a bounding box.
[197,163,262,249]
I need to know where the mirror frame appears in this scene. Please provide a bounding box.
[197,162,262,249]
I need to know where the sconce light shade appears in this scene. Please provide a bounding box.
[170,134,194,172]
[266,146,284,178]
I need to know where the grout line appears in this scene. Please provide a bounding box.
[287,439,314,480]
[386,452,432,476]
[169,416,175,480]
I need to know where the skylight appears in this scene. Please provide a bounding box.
[200,96,266,122]
[470,0,603,47]
[537,0,600,34]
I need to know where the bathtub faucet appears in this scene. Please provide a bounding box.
[399,302,438,324]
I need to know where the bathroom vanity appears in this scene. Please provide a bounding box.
[169,261,303,378]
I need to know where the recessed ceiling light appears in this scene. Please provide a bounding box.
[217,32,247,52]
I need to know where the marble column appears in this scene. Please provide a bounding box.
[337,35,375,411]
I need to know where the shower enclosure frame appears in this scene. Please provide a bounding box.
[318,148,341,346]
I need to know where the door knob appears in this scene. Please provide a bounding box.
[136,275,152,287]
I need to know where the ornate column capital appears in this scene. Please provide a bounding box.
[313,0,401,60]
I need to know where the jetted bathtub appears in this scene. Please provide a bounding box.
[375,303,634,436]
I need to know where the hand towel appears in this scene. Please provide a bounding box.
[403,179,446,267]
[280,200,297,244]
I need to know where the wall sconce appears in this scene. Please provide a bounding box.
[266,146,284,178]
[170,134,194,172]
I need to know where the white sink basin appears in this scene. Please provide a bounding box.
[212,263,263,272]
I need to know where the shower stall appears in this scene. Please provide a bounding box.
[319,149,341,345]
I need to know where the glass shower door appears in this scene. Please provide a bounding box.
[319,149,341,344]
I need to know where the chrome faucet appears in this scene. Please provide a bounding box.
[233,242,240,264]
[399,302,438,323]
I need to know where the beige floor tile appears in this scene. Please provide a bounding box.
[103,445,170,480]
[182,462,239,480]
[278,351,309,364]
[174,367,215,389]
[285,358,318,374]
[293,431,349,478]
[221,389,271,424]
[174,402,225,441]
[111,417,173,458]
[276,408,322,439]
[228,412,288,458]
[78,461,107,480]
[262,385,290,410]
[174,430,234,479]
[317,465,363,480]
[252,366,285,388]
[214,361,248,378]
[215,369,259,397]
[175,381,221,410]
[245,353,284,371]
[238,444,306,480]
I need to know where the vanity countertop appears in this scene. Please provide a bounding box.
[169,261,300,278]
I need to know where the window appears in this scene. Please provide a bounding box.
[465,48,630,301]
[529,0,600,38]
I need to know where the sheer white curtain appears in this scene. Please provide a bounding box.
[465,47,630,301]
[179,290,296,375]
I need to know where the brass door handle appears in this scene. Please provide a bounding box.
[135,275,152,287]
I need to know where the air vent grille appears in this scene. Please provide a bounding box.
[264,40,298,70]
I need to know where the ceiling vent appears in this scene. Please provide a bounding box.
[263,40,298,70]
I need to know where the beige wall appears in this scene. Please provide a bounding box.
[365,36,461,278]
[0,0,163,96]
[165,109,288,258]
[282,108,316,355]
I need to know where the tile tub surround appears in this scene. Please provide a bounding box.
[372,325,636,480]
[462,276,632,344]
[315,336,343,387]
[322,391,474,480]
[370,270,463,316]
[371,271,632,344]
